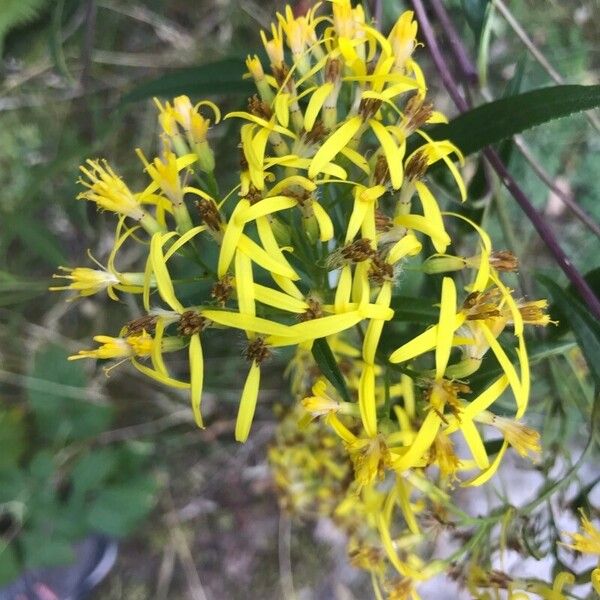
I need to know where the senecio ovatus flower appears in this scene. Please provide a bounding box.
[53,3,554,597]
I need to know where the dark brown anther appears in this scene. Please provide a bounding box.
[247,94,272,119]
[273,63,291,88]
[178,311,207,336]
[196,198,222,232]
[239,149,249,170]
[368,253,394,285]
[244,337,271,364]
[404,94,434,132]
[244,184,263,205]
[341,238,377,263]
[462,288,503,320]
[299,295,324,322]
[303,120,329,146]
[489,250,519,272]
[124,314,158,336]
[325,58,341,83]
[373,155,390,185]
[374,209,393,232]
[358,97,382,121]
[211,275,234,306]
[404,150,428,181]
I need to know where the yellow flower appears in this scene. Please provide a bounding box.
[68,332,154,361]
[136,149,196,232]
[154,96,219,172]
[563,510,600,555]
[51,221,151,300]
[389,11,418,72]
[474,411,541,459]
[77,159,161,234]
[51,267,119,300]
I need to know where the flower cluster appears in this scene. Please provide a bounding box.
[53,2,552,596]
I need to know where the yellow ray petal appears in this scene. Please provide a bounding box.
[150,232,184,313]
[304,83,334,131]
[459,418,489,470]
[235,249,255,316]
[363,282,392,364]
[387,232,422,264]
[359,364,378,437]
[392,411,442,472]
[369,119,404,189]
[235,361,261,442]
[435,277,456,380]
[414,181,447,254]
[189,333,204,428]
[131,357,190,389]
[334,265,353,313]
[312,201,334,241]
[237,232,298,280]
[462,441,508,487]
[394,214,450,253]
[236,196,297,224]
[253,283,308,313]
[218,199,249,277]
[308,116,362,179]
[201,309,293,337]
[480,323,524,413]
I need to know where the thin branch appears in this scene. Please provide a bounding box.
[164,488,209,600]
[429,0,478,84]
[430,0,600,240]
[410,0,600,320]
[278,511,296,600]
[492,0,600,133]
[372,0,382,28]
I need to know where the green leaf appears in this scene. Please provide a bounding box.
[311,338,352,403]
[0,544,20,586]
[0,408,26,469]
[27,344,112,441]
[71,449,118,496]
[21,531,74,569]
[461,0,491,41]
[0,0,50,54]
[468,338,577,397]
[424,85,600,156]
[121,57,255,104]
[86,479,157,537]
[389,295,438,324]
[538,275,600,387]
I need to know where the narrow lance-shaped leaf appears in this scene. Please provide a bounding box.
[413,85,600,157]
[311,338,352,403]
[538,275,600,387]
[121,57,255,104]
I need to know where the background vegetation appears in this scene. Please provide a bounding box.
[0,0,598,598]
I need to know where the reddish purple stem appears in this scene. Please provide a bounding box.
[411,0,600,320]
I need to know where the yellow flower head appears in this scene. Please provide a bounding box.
[78,159,144,220]
[476,412,541,459]
[276,4,320,60]
[350,435,391,489]
[563,510,600,555]
[301,378,342,418]
[516,299,554,326]
[332,0,364,40]
[50,267,119,300]
[389,11,418,71]
[138,149,183,206]
[260,23,285,69]
[69,331,154,361]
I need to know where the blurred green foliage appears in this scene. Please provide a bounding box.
[0,344,157,585]
[0,0,598,596]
